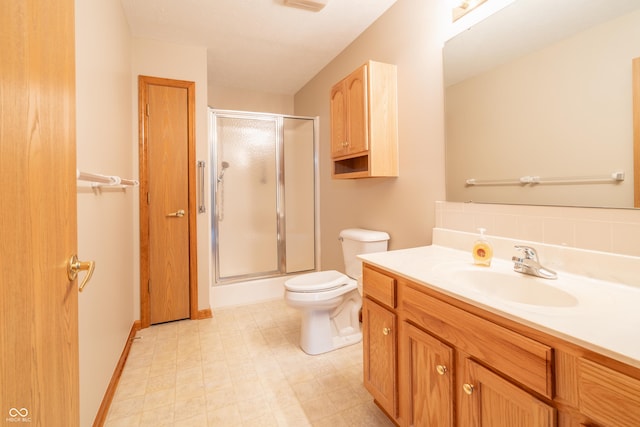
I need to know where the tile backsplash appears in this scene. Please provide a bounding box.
[435,201,640,257]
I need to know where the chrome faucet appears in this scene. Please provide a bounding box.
[511,245,557,279]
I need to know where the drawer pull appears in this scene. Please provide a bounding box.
[463,383,475,395]
[436,365,448,375]
[382,327,391,336]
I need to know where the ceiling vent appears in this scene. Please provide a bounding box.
[283,0,328,12]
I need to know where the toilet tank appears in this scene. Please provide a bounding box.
[339,228,390,279]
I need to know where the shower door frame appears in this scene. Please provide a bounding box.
[210,109,320,285]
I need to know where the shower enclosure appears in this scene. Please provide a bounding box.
[210,110,317,287]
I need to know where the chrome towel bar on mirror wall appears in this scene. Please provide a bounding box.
[465,171,625,186]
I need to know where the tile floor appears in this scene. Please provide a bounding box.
[104,299,395,426]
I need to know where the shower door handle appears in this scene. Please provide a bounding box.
[166,209,185,218]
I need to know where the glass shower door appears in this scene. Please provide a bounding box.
[283,117,316,273]
[214,114,279,279]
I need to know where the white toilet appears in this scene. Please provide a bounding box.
[284,228,390,355]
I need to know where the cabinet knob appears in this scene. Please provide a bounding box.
[463,383,475,395]
[436,365,447,375]
[382,327,391,336]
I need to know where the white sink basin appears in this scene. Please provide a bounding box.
[432,262,579,308]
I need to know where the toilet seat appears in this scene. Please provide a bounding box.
[284,270,349,293]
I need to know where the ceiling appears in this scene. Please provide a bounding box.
[120,0,398,95]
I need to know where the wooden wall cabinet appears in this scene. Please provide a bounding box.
[361,263,640,427]
[330,60,398,179]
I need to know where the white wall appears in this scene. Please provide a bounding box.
[75,0,134,425]
[131,38,211,314]
[208,84,294,115]
[294,0,450,271]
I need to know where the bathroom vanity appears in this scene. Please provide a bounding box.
[360,245,640,427]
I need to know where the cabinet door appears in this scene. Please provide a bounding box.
[578,358,640,426]
[460,359,556,427]
[330,81,347,158]
[363,297,396,417]
[345,64,368,155]
[403,323,454,427]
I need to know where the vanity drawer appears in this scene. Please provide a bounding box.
[402,283,554,398]
[363,265,396,309]
[578,358,640,426]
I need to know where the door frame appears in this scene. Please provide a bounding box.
[138,75,198,328]
[633,57,639,207]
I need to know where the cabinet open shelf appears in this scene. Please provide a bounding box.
[333,155,369,178]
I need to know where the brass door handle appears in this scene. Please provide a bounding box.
[382,327,391,336]
[463,383,475,395]
[67,254,96,292]
[166,209,185,217]
[436,365,448,375]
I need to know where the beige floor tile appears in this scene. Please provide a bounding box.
[143,388,176,411]
[106,395,145,421]
[311,413,349,427]
[107,299,390,427]
[147,372,177,394]
[207,402,242,426]
[174,413,208,427]
[299,394,334,422]
[140,403,174,427]
[112,378,148,401]
[103,413,141,427]
[271,403,312,427]
[174,394,207,421]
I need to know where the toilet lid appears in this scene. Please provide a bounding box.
[284,270,349,293]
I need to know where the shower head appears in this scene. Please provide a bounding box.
[217,161,230,182]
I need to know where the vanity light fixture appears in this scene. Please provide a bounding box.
[283,0,328,12]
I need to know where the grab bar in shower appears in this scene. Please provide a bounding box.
[198,161,206,213]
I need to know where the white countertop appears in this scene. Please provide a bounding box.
[359,245,640,369]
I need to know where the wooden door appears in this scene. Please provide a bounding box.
[403,323,454,427]
[139,76,197,327]
[362,297,397,418]
[460,359,556,427]
[1,0,80,425]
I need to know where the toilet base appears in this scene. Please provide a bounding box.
[296,290,362,355]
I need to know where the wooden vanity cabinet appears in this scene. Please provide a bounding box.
[363,297,397,418]
[400,279,555,427]
[361,263,640,427]
[576,358,640,426]
[362,265,399,421]
[460,358,555,427]
[330,60,398,179]
[402,322,454,426]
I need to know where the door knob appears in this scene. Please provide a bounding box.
[382,327,391,336]
[67,254,96,292]
[463,383,475,395]
[166,209,185,217]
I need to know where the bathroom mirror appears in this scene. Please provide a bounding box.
[444,0,640,208]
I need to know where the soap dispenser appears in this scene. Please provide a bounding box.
[472,228,493,266]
